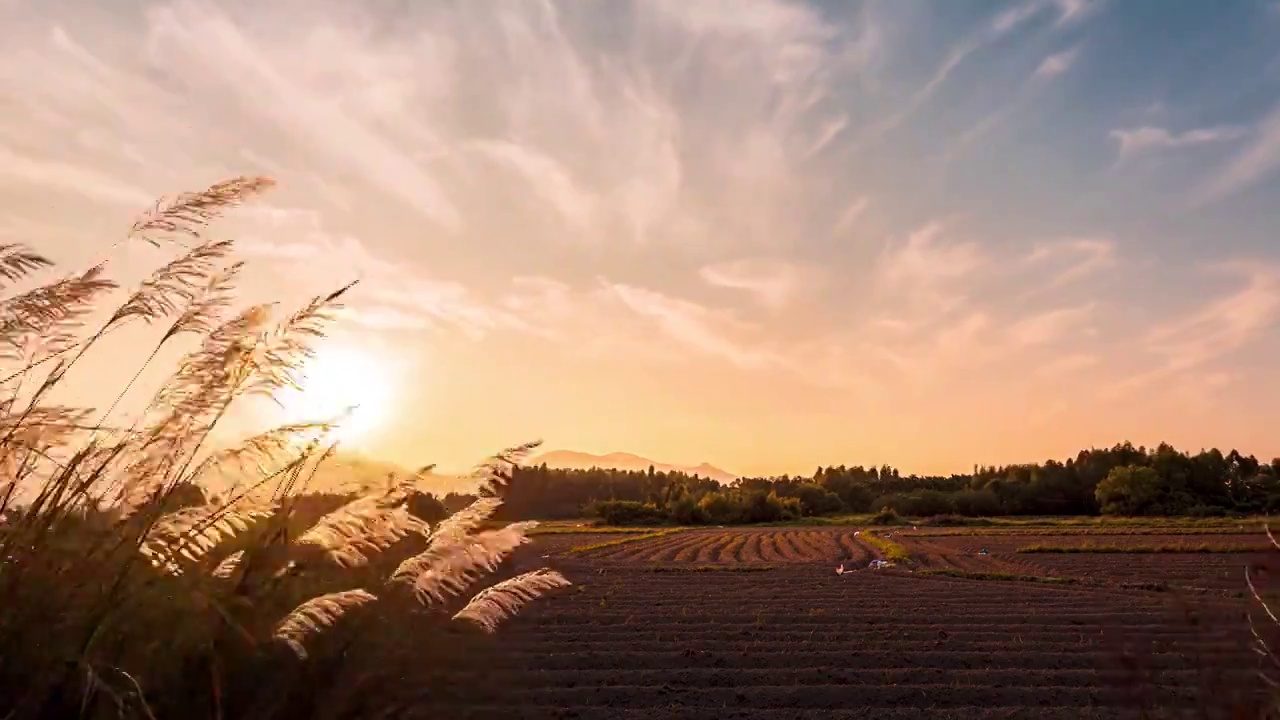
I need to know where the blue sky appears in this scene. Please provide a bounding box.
[1,0,1280,475]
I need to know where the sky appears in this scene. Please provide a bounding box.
[3,0,1280,478]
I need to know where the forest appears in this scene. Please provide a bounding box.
[433,442,1280,525]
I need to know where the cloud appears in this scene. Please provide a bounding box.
[236,212,505,339]
[1023,238,1116,289]
[604,281,782,370]
[877,222,985,287]
[831,196,869,236]
[864,222,987,359]
[0,144,152,208]
[1196,102,1280,202]
[1105,261,1280,397]
[1006,303,1096,347]
[1143,261,1280,372]
[1036,352,1099,378]
[1051,0,1103,26]
[944,44,1080,162]
[471,140,597,229]
[853,2,1046,146]
[699,257,816,310]
[1034,47,1078,78]
[1110,125,1247,162]
[142,1,464,232]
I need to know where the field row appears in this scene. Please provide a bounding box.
[537,528,1278,594]
[575,528,879,564]
[431,567,1272,718]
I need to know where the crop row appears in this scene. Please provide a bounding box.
[427,566,1267,718]
[574,529,886,564]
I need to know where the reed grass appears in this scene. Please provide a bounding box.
[0,177,568,719]
[860,531,910,563]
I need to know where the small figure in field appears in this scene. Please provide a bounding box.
[979,548,989,555]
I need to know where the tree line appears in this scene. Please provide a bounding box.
[430,442,1280,524]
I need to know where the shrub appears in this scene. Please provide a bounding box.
[590,500,669,525]
[870,507,900,525]
[0,178,568,718]
[792,483,845,516]
[919,514,995,527]
[861,532,909,563]
[697,493,741,524]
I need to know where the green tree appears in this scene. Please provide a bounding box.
[1095,464,1163,515]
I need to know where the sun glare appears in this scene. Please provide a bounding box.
[275,344,395,446]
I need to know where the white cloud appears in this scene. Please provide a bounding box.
[699,257,816,310]
[831,196,869,236]
[605,281,781,370]
[142,1,464,232]
[1034,47,1078,78]
[472,140,597,229]
[1196,102,1280,202]
[0,144,152,208]
[1007,303,1096,347]
[1111,125,1247,162]
[1105,261,1280,397]
[1143,261,1280,372]
[1052,0,1102,26]
[1023,238,1116,289]
[877,222,985,287]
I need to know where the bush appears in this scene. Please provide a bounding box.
[918,514,995,527]
[792,483,845,516]
[590,500,669,525]
[1096,465,1163,515]
[870,507,900,525]
[697,493,741,524]
[0,178,568,718]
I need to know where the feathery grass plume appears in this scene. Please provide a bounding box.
[0,404,93,450]
[162,261,243,343]
[390,521,535,607]
[210,550,244,580]
[426,496,503,548]
[272,589,377,660]
[139,305,272,446]
[131,176,275,246]
[245,282,356,401]
[0,264,118,366]
[453,569,570,633]
[140,501,276,574]
[0,244,52,285]
[296,499,429,569]
[474,440,542,497]
[109,239,236,328]
[192,421,338,484]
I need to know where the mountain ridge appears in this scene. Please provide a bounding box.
[531,449,738,484]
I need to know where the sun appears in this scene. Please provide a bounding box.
[274,344,395,446]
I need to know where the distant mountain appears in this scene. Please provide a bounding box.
[531,450,738,484]
[306,455,484,497]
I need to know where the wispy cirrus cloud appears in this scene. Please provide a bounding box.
[1195,102,1280,203]
[1034,47,1079,79]
[2,0,1280,472]
[1023,238,1116,289]
[699,257,818,311]
[1111,125,1247,163]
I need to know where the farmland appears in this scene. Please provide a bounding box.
[430,526,1280,719]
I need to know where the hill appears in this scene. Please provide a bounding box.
[531,449,738,484]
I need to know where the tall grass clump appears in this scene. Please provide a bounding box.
[861,531,910,563]
[0,177,568,719]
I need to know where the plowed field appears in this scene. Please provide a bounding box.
[426,528,1280,719]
